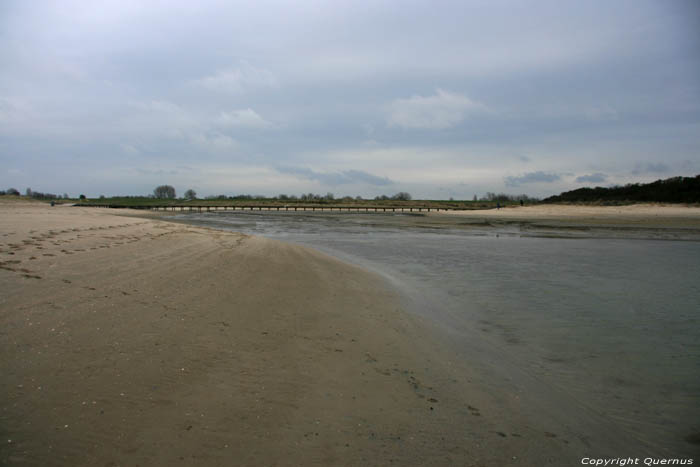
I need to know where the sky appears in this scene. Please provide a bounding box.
[1,0,699,199]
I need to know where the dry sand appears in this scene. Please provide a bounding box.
[1,201,583,466]
[436,203,700,227]
[4,201,695,465]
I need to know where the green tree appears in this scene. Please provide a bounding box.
[153,185,176,199]
[392,192,412,201]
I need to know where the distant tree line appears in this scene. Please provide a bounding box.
[0,187,69,200]
[0,182,547,204]
[188,191,416,202]
[543,175,700,204]
[374,192,412,201]
[479,192,539,203]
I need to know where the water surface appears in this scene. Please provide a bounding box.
[177,211,700,457]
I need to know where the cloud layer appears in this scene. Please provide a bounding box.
[276,167,393,187]
[505,172,562,187]
[388,89,488,130]
[576,173,608,183]
[1,0,699,198]
[217,109,271,129]
[193,63,278,94]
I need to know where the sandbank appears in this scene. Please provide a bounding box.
[415,203,700,240]
[436,203,700,227]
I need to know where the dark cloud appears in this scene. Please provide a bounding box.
[504,171,561,187]
[575,173,608,183]
[342,170,394,186]
[276,167,393,186]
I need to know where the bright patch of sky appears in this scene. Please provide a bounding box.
[1,0,699,198]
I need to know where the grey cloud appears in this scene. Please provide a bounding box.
[134,168,181,176]
[387,89,488,130]
[632,162,670,175]
[505,171,561,187]
[645,163,669,173]
[276,167,393,186]
[191,62,277,94]
[217,109,271,129]
[575,173,608,183]
[343,170,394,186]
[681,159,700,172]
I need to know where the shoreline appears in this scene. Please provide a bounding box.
[155,203,700,241]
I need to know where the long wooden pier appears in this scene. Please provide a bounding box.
[79,204,459,213]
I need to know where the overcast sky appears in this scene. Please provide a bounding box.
[1,0,699,198]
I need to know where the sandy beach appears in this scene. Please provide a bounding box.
[2,201,698,465]
[438,203,700,225]
[0,201,549,466]
[423,203,700,240]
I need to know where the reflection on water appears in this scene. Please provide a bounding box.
[178,211,700,456]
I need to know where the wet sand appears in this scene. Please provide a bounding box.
[0,201,583,466]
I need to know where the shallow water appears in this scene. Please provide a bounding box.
[177,211,700,457]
